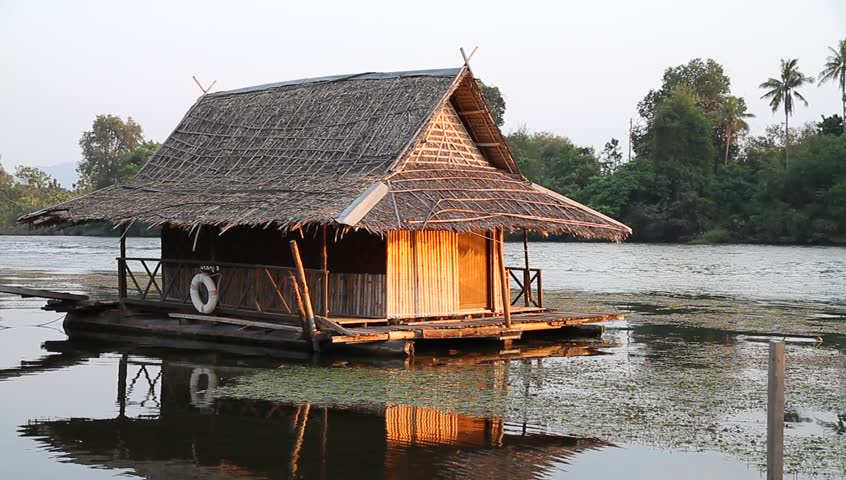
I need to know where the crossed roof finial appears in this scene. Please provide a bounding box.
[460,47,478,71]
[192,76,217,96]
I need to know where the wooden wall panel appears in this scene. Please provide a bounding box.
[329,273,386,318]
[161,265,327,317]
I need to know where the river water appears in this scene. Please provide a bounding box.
[0,235,844,479]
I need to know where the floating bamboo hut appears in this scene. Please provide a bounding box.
[15,65,630,355]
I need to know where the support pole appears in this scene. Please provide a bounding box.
[321,224,329,317]
[767,340,785,480]
[290,240,318,350]
[497,229,512,328]
[118,225,128,299]
[117,353,128,418]
[522,229,531,307]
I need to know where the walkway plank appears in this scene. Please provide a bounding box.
[169,313,302,332]
[0,285,89,302]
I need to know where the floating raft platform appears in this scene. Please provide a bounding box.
[57,305,621,357]
[2,284,623,358]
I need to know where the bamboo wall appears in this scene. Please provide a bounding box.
[386,231,458,318]
[386,230,504,319]
[491,230,505,312]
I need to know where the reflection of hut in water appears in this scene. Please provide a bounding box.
[20,354,609,479]
[16,65,629,356]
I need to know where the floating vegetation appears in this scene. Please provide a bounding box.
[546,290,846,341]
[218,323,846,477]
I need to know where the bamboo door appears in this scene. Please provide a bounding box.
[457,232,489,310]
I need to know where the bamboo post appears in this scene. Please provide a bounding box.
[537,270,544,308]
[768,340,785,480]
[290,240,318,348]
[321,224,329,317]
[497,229,512,327]
[522,229,531,307]
[289,272,309,332]
[118,225,128,299]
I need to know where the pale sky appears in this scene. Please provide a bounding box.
[1,0,844,178]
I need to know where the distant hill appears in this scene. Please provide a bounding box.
[42,162,78,189]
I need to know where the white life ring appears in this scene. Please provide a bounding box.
[190,273,219,314]
[189,367,218,409]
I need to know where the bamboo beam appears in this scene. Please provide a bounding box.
[497,229,512,328]
[321,224,329,317]
[289,272,309,333]
[290,240,318,349]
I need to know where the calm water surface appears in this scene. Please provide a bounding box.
[0,235,844,479]
[3,235,844,303]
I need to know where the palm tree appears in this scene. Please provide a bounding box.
[818,37,846,135]
[715,96,754,165]
[759,58,814,167]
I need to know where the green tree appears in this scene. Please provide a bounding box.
[506,129,600,196]
[759,58,815,167]
[634,59,732,163]
[13,166,74,210]
[120,140,161,179]
[0,164,20,226]
[818,37,846,135]
[598,138,623,176]
[477,80,506,127]
[713,96,754,165]
[817,114,844,136]
[78,114,144,191]
[0,165,74,231]
[637,58,732,121]
[650,89,716,240]
[579,158,655,219]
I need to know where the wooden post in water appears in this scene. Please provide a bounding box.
[497,229,512,328]
[522,229,531,306]
[117,353,127,418]
[290,240,318,350]
[118,224,128,299]
[768,340,785,480]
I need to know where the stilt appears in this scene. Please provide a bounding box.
[523,229,531,306]
[117,353,128,418]
[118,225,127,299]
[497,229,512,328]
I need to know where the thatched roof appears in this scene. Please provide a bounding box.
[19,67,630,241]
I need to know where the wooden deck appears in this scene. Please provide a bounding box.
[329,311,624,345]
